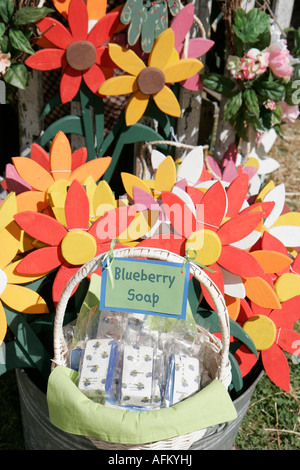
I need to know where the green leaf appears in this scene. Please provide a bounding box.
[255,81,285,102]
[0,22,5,37]
[229,352,244,393]
[8,28,34,54]
[3,63,29,89]
[0,0,14,23]
[224,91,243,121]
[13,6,53,26]
[202,73,236,96]
[233,7,270,46]
[243,88,259,116]
[39,115,84,147]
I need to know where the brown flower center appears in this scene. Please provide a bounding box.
[137,66,165,95]
[65,40,96,71]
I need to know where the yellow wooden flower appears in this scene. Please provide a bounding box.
[98,28,203,126]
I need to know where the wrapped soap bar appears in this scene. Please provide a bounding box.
[78,338,118,400]
[165,354,201,406]
[120,345,154,408]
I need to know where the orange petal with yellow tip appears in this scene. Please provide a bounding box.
[0,302,7,345]
[49,131,72,181]
[225,294,240,321]
[1,283,49,314]
[243,276,281,309]
[250,250,292,274]
[69,156,112,183]
[121,172,153,201]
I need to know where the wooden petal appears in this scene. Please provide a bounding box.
[52,263,81,305]
[5,163,32,194]
[15,246,62,275]
[121,172,153,201]
[0,224,21,269]
[200,263,224,310]
[220,267,245,299]
[25,48,65,71]
[98,74,137,95]
[154,155,176,193]
[272,211,300,227]
[132,186,158,212]
[269,225,300,248]
[177,146,204,187]
[243,276,281,309]
[89,206,137,242]
[226,174,249,218]
[94,180,117,218]
[107,43,145,76]
[49,131,72,181]
[125,91,149,126]
[86,0,107,20]
[118,210,160,242]
[71,147,88,170]
[30,143,50,171]
[37,17,72,49]
[263,183,285,229]
[83,64,106,93]
[0,301,7,345]
[171,3,194,49]
[186,37,214,58]
[60,66,82,104]
[164,58,203,83]
[151,150,166,171]
[234,344,259,378]
[218,246,264,277]
[153,86,181,117]
[172,186,197,218]
[0,192,17,232]
[217,211,264,245]
[68,0,88,40]
[15,191,48,213]
[1,284,49,314]
[270,296,300,327]
[161,191,196,237]
[261,344,290,392]
[4,260,45,284]
[70,157,112,183]
[12,157,53,192]
[250,250,292,274]
[87,10,120,47]
[14,212,67,246]
[277,328,300,354]
[200,181,228,229]
[225,295,240,321]
[274,273,300,302]
[65,180,90,230]
[148,28,175,69]
[261,231,288,255]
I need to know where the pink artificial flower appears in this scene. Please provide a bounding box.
[0,50,11,75]
[279,101,300,123]
[268,45,294,78]
[240,48,269,80]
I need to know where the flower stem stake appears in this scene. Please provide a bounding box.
[98,28,203,126]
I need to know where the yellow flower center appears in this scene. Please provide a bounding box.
[137,66,166,95]
[186,229,222,266]
[65,40,96,71]
[0,269,7,297]
[243,314,277,351]
[60,230,97,265]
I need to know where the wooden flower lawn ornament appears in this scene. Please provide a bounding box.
[0,193,49,345]
[120,0,180,53]
[26,0,121,103]
[10,131,111,213]
[170,3,214,91]
[98,28,203,126]
[13,180,137,305]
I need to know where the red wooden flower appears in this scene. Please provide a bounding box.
[26,0,121,103]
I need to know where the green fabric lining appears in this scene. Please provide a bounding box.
[47,366,237,445]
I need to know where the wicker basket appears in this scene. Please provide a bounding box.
[52,247,232,450]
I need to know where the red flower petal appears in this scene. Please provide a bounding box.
[234,344,259,377]
[60,66,82,103]
[65,180,90,230]
[67,0,88,40]
[87,10,121,47]
[217,210,264,245]
[238,298,255,323]
[83,64,106,94]
[89,206,137,242]
[15,246,62,275]
[52,263,81,305]
[37,17,72,49]
[161,191,197,238]
[14,212,67,245]
[226,174,249,217]
[276,328,300,354]
[186,186,205,207]
[30,143,50,172]
[269,296,300,327]
[261,231,288,255]
[71,147,87,171]
[200,181,227,230]
[218,246,264,277]
[262,344,290,391]
[96,47,116,69]
[25,48,65,71]
[138,234,186,256]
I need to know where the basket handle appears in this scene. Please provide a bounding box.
[52,247,230,381]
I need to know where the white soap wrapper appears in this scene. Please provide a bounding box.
[121,345,154,407]
[78,338,118,399]
[166,354,201,406]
